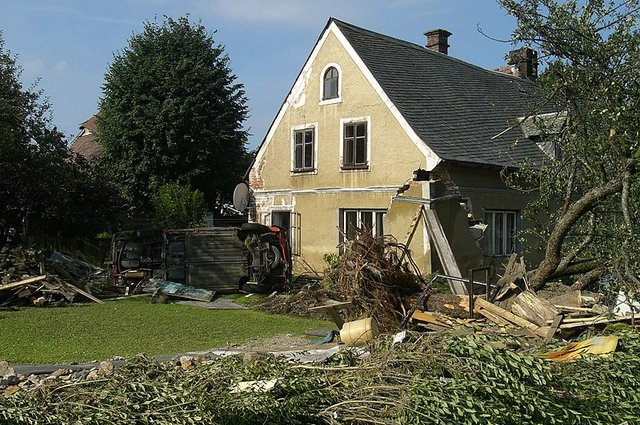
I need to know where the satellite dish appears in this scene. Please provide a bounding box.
[233,182,250,213]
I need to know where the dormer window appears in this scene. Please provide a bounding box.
[323,66,339,100]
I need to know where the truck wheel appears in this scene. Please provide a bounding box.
[242,282,272,294]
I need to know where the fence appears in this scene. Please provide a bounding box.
[25,237,112,266]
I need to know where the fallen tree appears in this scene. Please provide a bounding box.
[500,0,640,291]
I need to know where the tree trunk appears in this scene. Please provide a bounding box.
[570,267,606,291]
[529,178,623,290]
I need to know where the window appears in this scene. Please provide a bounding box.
[323,66,339,100]
[293,128,314,171]
[340,209,386,241]
[342,122,367,169]
[483,210,518,256]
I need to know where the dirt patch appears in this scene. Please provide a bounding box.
[226,333,333,352]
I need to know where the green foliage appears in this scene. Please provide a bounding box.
[151,181,206,229]
[322,252,343,269]
[2,331,639,424]
[98,16,250,215]
[499,0,640,288]
[0,33,116,240]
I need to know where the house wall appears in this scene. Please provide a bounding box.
[249,30,430,273]
[250,26,544,277]
[442,164,545,270]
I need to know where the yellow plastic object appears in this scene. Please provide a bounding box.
[542,336,619,363]
[340,318,380,346]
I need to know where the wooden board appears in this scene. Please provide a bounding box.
[0,275,47,292]
[422,208,466,295]
[545,315,563,342]
[510,290,559,327]
[474,297,547,338]
[558,315,630,329]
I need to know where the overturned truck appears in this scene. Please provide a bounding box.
[110,224,290,294]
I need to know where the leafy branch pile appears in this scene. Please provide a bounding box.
[330,230,422,332]
[4,330,638,424]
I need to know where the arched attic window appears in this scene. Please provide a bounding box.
[323,66,339,100]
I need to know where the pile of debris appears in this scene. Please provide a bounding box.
[0,246,104,307]
[409,254,639,343]
[2,331,639,424]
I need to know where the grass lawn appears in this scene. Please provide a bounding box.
[0,297,331,364]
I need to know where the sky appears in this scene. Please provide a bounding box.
[0,0,521,149]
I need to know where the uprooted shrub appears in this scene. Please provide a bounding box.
[329,229,422,332]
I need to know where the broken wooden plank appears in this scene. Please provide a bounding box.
[544,315,563,342]
[553,305,595,313]
[557,315,630,329]
[422,208,466,295]
[475,308,513,327]
[61,282,103,304]
[510,290,559,327]
[310,300,354,328]
[0,275,47,292]
[474,297,547,338]
[411,310,453,329]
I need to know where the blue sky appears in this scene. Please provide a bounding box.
[0,0,520,149]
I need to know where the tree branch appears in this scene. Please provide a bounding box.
[530,176,624,290]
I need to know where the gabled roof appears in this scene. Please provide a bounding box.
[332,18,547,168]
[70,115,102,160]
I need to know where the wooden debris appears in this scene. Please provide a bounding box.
[411,310,455,332]
[422,208,467,294]
[558,315,631,329]
[493,254,527,301]
[549,290,581,308]
[309,300,354,328]
[457,296,547,338]
[0,275,47,292]
[510,290,559,327]
[544,315,563,342]
[1,246,104,307]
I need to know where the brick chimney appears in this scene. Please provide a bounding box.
[508,48,538,80]
[424,29,452,54]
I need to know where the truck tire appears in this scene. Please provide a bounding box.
[242,282,273,294]
[238,223,272,241]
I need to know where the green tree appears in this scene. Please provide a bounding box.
[98,16,249,215]
[500,0,640,289]
[151,182,206,229]
[0,33,117,240]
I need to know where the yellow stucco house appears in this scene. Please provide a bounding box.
[247,18,549,276]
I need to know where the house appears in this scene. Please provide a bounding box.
[70,115,102,160]
[247,18,551,277]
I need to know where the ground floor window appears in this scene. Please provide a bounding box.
[483,210,518,256]
[340,209,386,241]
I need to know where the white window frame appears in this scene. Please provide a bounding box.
[319,62,342,106]
[339,116,371,172]
[483,210,519,256]
[290,123,318,175]
[339,209,386,243]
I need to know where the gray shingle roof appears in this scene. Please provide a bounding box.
[333,19,548,168]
